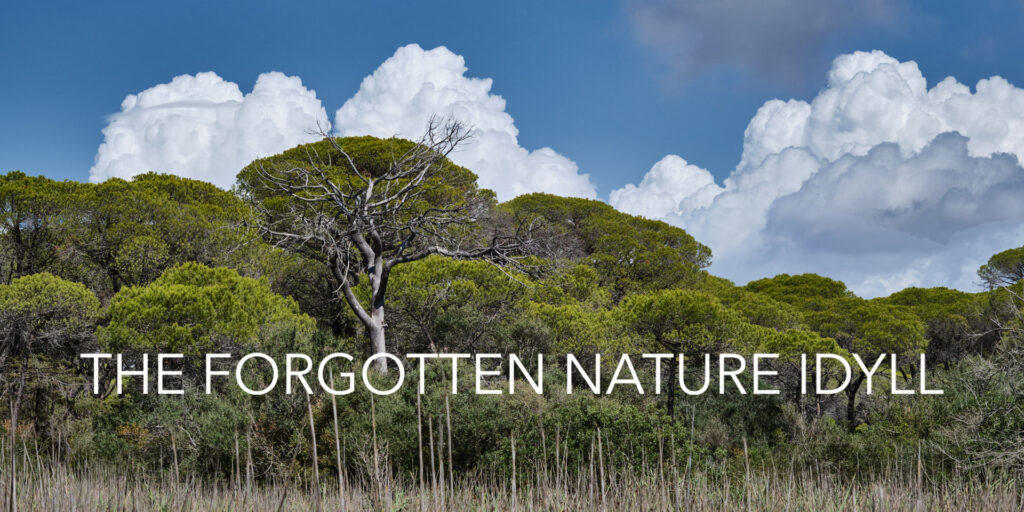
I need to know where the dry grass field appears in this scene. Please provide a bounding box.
[3,433,1022,512]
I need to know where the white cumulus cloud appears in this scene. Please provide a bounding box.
[90,46,596,201]
[90,72,329,189]
[611,50,1024,297]
[741,50,1024,168]
[333,44,597,201]
[609,155,722,220]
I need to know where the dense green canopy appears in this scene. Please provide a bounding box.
[978,245,1024,289]
[0,272,101,360]
[236,135,494,258]
[1,136,1020,488]
[0,171,251,298]
[502,193,711,297]
[100,263,314,354]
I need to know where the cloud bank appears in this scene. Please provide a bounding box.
[91,45,596,201]
[625,0,898,83]
[611,50,1024,297]
[90,72,328,189]
[333,44,597,201]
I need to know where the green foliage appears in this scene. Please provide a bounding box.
[5,162,1022,486]
[387,256,532,353]
[526,263,617,354]
[0,171,253,299]
[744,273,852,310]
[99,263,314,354]
[532,263,611,308]
[880,286,991,363]
[0,272,101,440]
[0,272,101,359]
[240,135,482,193]
[882,286,978,322]
[330,360,707,478]
[528,301,618,354]
[0,172,91,282]
[236,136,494,252]
[502,193,711,297]
[745,274,926,358]
[712,286,804,331]
[83,173,252,292]
[236,135,506,361]
[614,289,740,353]
[760,329,844,363]
[978,245,1024,288]
[815,299,927,358]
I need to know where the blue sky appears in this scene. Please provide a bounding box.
[3,0,1024,296]
[3,0,1023,192]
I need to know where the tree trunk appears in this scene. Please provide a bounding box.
[794,376,804,419]
[846,373,866,433]
[902,365,914,384]
[667,354,677,422]
[366,321,385,370]
[8,393,15,512]
[368,315,387,373]
[8,371,25,512]
[335,257,390,374]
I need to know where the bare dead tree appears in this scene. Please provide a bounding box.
[242,117,543,371]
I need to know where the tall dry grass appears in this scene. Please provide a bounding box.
[3,391,1022,511]
[2,427,1023,511]
[2,451,1023,511]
